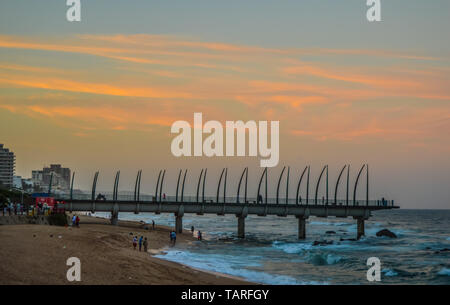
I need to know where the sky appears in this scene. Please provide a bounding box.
[0,0,449,209]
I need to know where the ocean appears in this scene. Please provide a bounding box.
[92,209,450,285]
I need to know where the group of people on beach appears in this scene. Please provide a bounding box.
[129,221,205,252]
[2,202,25,216]
[132,235,148,252]
[1,202,58,217]
[191,226,202,240]
[71,215,80,227]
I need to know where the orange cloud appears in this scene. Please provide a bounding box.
[283,65,420,89]
[0,74,192,99]
[0,33,449,152]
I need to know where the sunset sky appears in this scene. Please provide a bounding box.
[0,1,449,208]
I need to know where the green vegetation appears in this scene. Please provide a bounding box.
[0,187,32,207]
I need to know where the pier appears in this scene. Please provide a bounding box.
[56,164,398,240]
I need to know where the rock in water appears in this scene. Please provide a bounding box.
[376,229,397,238]
[326,231,336,234]
[340,238,357,242]
[313,240,333,246]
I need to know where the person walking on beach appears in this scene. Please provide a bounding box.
[75,215,80,227]
[132,236,137,250]
[172,231,176,246]
[138,236,143,251]
[169,231,176,246]
[191,226,195,235]
[152,220,155,230]
[143,237,148,252]
[197,230,202,241]
[72,215,76,226]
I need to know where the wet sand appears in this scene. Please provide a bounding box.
[0,214,251,285]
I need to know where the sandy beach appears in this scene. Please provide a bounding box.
[0,214,251,285]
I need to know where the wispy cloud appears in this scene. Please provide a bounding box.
[0,33,449,151]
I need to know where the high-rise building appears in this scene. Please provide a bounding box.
[32,164,71,192]
[0,144,15,189]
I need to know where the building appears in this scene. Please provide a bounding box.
[0,144,15,189]
[13,175,22,189]
[22,178,34,192]
[12,175,34,192]
[32,164,71,192]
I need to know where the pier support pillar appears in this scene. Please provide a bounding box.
[111,211,119,225]
[296,216,307,239]
[175,215,183,234]
[356,217,365,240]
[237,215,246,238]
[111,203,119,225]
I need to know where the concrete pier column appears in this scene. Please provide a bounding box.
[111,211,119,225]
[111,203,119,225]
[237,215,246,238]
[356,217,365,240]
[296,216,307,239]
[175,215,183,233]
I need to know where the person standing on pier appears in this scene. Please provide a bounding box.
[258,194,263,204]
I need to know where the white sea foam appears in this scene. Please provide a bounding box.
[309,221,351,226]
[382,268,398,277]
[307,253,342,265]
[272,241,313,254]
[155,250,327,285]
[437,268,450,276]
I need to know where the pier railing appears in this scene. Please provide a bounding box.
[54,192,394,207]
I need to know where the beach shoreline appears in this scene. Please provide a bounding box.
[0,213,253,285]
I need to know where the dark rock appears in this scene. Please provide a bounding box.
[313,240,333,246]
[376,229,397,238]
[435,248,450,254]
[340,238,357,242]
[326,231,336,234]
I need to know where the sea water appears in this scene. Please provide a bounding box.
[92,209,450,285]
